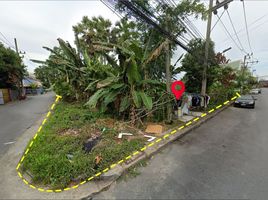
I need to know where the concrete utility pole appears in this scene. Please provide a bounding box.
[14,38,23,97]
[165,12,172,122]
[165,38,172,122]
[14,38,19,54]
[241,54,250,94]
[201,0,233,100]
[201,0,213,98]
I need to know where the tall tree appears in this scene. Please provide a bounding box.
[114,0,206,121]
[0,42,26,89]
[180,38,218,93]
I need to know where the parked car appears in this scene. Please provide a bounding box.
[234,95,256,108]
[250,89,259,94]
[250,88,261,94]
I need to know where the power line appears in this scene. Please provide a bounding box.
[216,13,247,55]
[220,11,268,44]
[211,9,225,32]
[170,0,177,7]
[0,31,17,51]
[241,0,253,54]
[184,17,204,39]
[226,9,247,54]
[163,0,203,39]
[237,18,268,39]
[157,0,201,41]
[0,37,12,48]
[106,0,190,51]
[0,31,15,48]
[100,0,123,19]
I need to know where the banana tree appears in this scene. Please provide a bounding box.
[85,39,167,124]
[32,38,115,101]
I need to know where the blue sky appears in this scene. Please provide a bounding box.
[0,0,268,80]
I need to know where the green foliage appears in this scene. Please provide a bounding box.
[207,66,237,107]
[21,1,216,189]
[32,0,208,120]
[180,38,218,93]
[120,96,130,112]
[0,42,26,88]
[85,88,107,108]
[34,65,52,88]
[22,102,145,188]
[139,92,153,110]
[29,83,38,89]
[235,68,256,94]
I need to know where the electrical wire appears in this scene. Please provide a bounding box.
[0,37,14,49]
[161,1,201,40]
[241,0,253,54]
[170,0,177,7]
[178,17,198,40]
[184,17,204,39]
[211,9,225,32]
[216,13,247,55]
[238,18,268,39]
[100,0,123,19]
[226,9,248,54]
[162,0,202,40]
[0,31,15,48]
[220,11,268,44]
[0,32,17,50]
[0,33,33,66]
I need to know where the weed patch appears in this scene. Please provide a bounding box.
[22,102,145,189]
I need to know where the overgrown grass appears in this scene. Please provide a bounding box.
[22,102,145,189]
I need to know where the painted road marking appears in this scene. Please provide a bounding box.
[193,117,200,122]
[186,121,192,126]
[3,141,15,145]
[216,104,222,109]
[224,100,230,105]
[16,93,240,193]
[208,109,215,113]
[156,138,162,143]
[201,113,207,117]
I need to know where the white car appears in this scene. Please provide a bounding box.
[250,89,260,94]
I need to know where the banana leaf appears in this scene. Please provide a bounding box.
[139,92,153,110]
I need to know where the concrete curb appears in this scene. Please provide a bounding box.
[83,103,232,199]
[0,98,232,199]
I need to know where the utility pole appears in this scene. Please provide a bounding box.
[165,11,172,122]
[14,38,19,54]
[165,38,172,122]
[241,54,249,94]
[201,0,233,102]
[201,0,213,99]
[14,38,23,98]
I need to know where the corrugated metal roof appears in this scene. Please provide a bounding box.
[23,77,42,87]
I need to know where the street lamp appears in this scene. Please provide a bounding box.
[222,47,232,53]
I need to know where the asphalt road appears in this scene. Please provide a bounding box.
[0,92,55,155]
[94,88,268,200]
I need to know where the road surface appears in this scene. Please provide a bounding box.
[0,93,55,155]
[94,88,268,199]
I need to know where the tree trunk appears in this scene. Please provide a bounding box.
[165,39,172,122]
